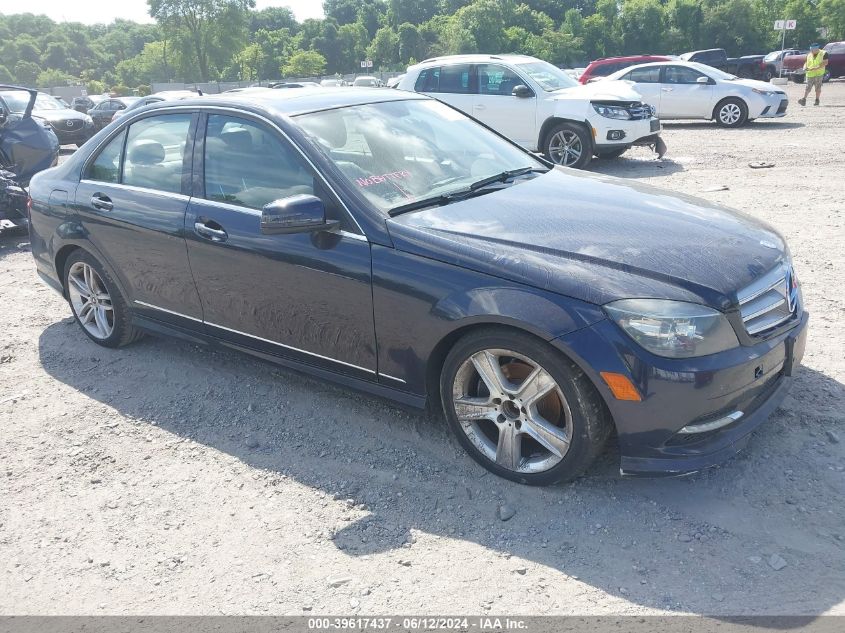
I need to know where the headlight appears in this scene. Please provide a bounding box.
[752,88,775,96]
[592,103,632,120]
[604,299,739,358]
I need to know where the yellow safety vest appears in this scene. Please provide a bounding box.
[806,51,827,78]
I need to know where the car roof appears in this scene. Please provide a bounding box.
[411,54,539,69]
[142,87,428,118]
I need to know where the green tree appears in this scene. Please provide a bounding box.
[367,26,400,66]
[147,0,255,81]
[0,65,12,82]
[398,23,426,63]
[282,50,327,77]
[233,42,266,80]
[37,68,75,90]
[819,0,845,39]
[619,0,667,55]
[14,60,41,86]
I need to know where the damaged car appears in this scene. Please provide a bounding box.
[0,85,60,235]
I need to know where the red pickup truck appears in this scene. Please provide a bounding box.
[783,42,845,82]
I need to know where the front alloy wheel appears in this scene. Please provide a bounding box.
[441,329,611,485]
[452,348,574,474]
[715,99,748,127]
[544,122,592,169]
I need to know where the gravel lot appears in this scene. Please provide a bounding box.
[1,81,843,616]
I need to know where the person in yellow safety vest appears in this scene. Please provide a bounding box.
[798,44,828,107]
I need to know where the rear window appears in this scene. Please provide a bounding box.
[590,63,620,77]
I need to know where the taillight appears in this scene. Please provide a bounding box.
[26,196,33,218]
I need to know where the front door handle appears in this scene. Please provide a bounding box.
[194,219,228,243]
[91,194,113,211]
[662,87,674,92]
[474,104,486,110]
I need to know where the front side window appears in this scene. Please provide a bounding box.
[203,114,314,210]
[477,64,526,96]
[85,129,126,183]
[296,99,543,214]
[123,113,192,193]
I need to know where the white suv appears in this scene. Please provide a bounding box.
[398,54,664,168]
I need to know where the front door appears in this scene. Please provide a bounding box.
[75,112,204,326]
[472,64,537,148]
[184,113,377,379]
[659,65,715,119]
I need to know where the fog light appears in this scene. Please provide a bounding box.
[606,130,626,141]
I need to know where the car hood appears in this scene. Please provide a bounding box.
[551,80,644,103]
[730,78,783,91]
[33,108,88,122]
[386,169,788,309]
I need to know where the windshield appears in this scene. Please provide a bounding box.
[689,62,737,81]
[515,60,579,91]
[295,99,543,214]
[33,94,65,110]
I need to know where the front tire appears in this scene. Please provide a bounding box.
[714,98,748,127]
[64,250,143,348]
[440,328,612,485]
[543,122,592,169]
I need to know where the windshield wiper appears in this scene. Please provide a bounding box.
[387,167,545,217]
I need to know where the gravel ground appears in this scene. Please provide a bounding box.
[1,81,843,616]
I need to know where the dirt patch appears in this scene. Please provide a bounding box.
[1,81,843,616]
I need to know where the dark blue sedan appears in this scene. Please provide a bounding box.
[27,88,808,485]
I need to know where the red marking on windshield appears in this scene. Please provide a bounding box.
[355,170,412,188]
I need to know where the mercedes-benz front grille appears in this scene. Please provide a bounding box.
[737,264,799,336]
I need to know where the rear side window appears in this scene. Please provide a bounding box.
[123,114,192,194]
[419,64,472,94]
[626,67,661,83]
[415,67,440,92]
[85,130,126,183]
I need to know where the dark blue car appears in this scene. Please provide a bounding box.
[26,88,808,485]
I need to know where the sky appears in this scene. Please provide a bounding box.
[2,0,325,25]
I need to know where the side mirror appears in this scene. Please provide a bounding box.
[696,76,713,85]
[511,84,534,98]
[260,194,338,235]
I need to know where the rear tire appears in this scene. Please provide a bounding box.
[714,98,748,127]
[440,328,612,485]
[543,122,592,169]
[63,250,144,348]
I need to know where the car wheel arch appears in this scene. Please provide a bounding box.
[54,242,129,302]
[712,97,748,124]
[538,116,592,151]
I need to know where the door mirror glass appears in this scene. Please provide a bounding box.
[696,76,711,84]
[261,194,337,235]
[512,84,533,98]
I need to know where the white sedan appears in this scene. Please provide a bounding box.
[606,61,788,127]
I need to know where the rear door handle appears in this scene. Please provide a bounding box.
[194,219,228,243]
[91,194,113,211]
[662,87,674,92]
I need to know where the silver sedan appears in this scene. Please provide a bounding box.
[606,61,788,127]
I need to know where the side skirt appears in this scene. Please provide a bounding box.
[132,314,428,410]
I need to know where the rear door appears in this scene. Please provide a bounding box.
[471,63,537,147]
[184,112,377,379]
[75,112,204,327]
[658,65,715,119]
[620,66,663,114]
[414,64,475,117]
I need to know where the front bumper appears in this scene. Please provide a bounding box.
[751,93,789,118]
[591,116,661,148]
[554,310,809,476]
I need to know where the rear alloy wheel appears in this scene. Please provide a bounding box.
[544,122,592,169]
[441,329,611,485]
[64,250,143,348]
[715,98,748,127]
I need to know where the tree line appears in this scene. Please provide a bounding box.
[1,0,843,94]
